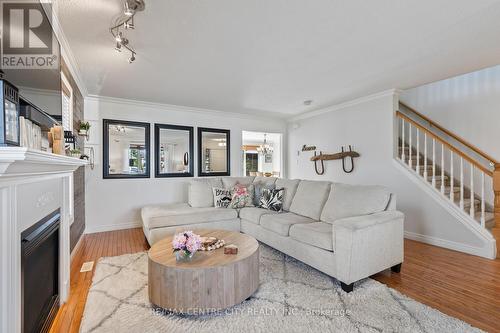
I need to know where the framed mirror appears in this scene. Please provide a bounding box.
[103,119,150,179]
[154,124,194,177]
[198,127,230,176]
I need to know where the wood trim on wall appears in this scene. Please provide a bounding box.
[61,59,86,252]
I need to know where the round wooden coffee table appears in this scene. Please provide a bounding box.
[148,229,259,314]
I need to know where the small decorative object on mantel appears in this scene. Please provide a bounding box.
[200,236,225,251]
[172,231,202,262]
[69,149,81,159]
[49,126,65,155]
[0,79,20,146]
[310,145,360,175]
[224,244,238,255]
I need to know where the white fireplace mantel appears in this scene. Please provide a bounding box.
[0,147,88,333]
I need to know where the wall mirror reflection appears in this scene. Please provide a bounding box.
[198,127,230,176]
[155,124,194,177]
[103,119,150,178]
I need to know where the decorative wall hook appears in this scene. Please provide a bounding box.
[310,146,360,175]
[313,151,325,175]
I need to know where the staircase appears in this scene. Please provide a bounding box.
[396,103,499,258]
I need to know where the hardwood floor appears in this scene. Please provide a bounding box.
[49,228,149,333]
[50,228,500,333]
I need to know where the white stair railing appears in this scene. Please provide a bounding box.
[397,111,495,231]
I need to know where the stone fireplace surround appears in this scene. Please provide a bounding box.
[0,147,87,333]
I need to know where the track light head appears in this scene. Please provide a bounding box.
[115,32,123,43]
[124,2,134,16]
[124,20,135,29]
[128,52,136,63]
[115,42,122,52]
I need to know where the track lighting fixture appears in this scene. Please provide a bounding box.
[110,0,145,63]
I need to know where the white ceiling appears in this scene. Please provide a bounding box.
[56,0,500,117]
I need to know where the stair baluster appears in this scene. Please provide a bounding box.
[432,139,436,187]
[441,143,445,194]
[460,157,464,210]
[416,129,420,172]
[408,123,412,168]
[401,118,405,161]
[450,151,454,202]
[423,133,428,179]
[470,164,475,218]
[481,172,485,227]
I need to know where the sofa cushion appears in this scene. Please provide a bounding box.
[239,207,278,224]
[141,203,238,230]
[221,176,255,189]
[188,178,223,207]
[289,180,331,220]
[253,182,275,206]
[275,178,300,211]
[229,183,254,208]
[253,176,277,186]
[289,222,334,251]
[259,188,284,212]
[212,187,232,208]
[260,212,315,236]
[320,183,391,223]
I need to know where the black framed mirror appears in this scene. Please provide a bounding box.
[198,127,230,176]
[154,124,194,177]
[103,119,150,179]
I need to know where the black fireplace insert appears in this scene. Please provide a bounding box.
[21,209,60,333]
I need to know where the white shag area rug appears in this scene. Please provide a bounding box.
[80,245,482,333]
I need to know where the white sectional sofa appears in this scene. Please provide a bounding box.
[141,176,404,292]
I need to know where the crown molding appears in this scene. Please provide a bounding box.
[289,89,400,122]
[18,86,60,97]
[42,1,89,97]
[86,94,288,121]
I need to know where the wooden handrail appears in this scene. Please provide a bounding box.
[396,111,493,177]
[399,102,499,165]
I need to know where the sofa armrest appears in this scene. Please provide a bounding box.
[333,211,404,284]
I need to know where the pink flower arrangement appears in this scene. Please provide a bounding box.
[172,231,202,255]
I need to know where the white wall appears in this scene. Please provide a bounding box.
[287,92,494,258]
[84,96,286,233]
[400,65,500,161]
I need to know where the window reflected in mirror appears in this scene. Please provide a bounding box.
[103,119,150,178]
[155,124,194,177]
[198,127,230,176]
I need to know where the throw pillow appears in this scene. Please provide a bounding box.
[253,183,275,206]
[259,188,284,212]
[212,188,232,208]
[230,183,253,208]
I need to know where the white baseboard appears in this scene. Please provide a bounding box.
[404,231,496,259]
[70,234,84,261]
[85,221,142,234]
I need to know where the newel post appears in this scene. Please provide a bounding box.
[494,164,500,227]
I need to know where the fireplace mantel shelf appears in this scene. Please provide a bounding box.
[0,147,88,177]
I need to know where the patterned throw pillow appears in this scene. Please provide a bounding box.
[213,188,232,208]
[259,188,284,212]
[230,183,253,208]
[253,183,275,206]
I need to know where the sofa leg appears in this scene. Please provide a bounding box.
[391,263,402,273]
[340,282,354,293]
